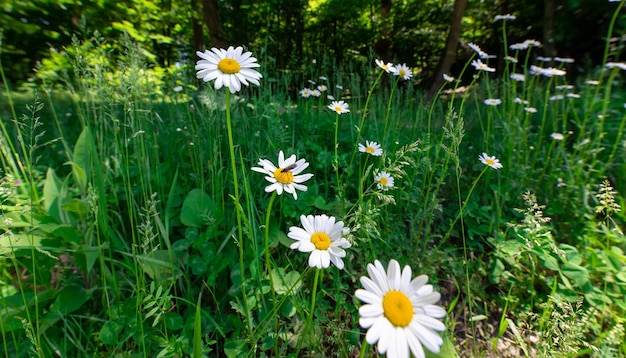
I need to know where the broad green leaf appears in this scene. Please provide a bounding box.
[224,339,247,358]
[43,168,64,222]
[40,285,93,331]
[71,126,95,192]
[561,262,589,288]
[180,189,218,227]
[270,267,302,295]
[136,249,177,281]
[0,234,45,255]
[77,244,107,274]
[99,320,123,345]
[426,335,459,357]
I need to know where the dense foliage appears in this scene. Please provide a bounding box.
[1,1,626,357]
[2,0,624,87]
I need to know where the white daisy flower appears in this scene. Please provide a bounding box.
[554,57,575,63]
[524,107,538,113]
[606,62,626,71]
[374,171,394,190]
[300,88,312,98]
[311,89,321,97]
[375,59,396,73]
[510,73,525,81]
[358,140,384,156]
[551,132,565,141]
[443,74,455,82]
[251,151,314,199]
[484,98,502,106]
[393,63,413,80]
[317,85,328,92]
[328,100,350,114]
[494,14,516,21]
[355,259,446,358]
[195,46,262,93]
[471,59,495,73]
[288,214,351,270]
[479,152,503,170]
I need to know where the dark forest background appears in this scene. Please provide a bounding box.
[1,0,624,91]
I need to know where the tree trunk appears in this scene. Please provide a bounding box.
[192,0,206,52]
[543,0,557,58]
[427,0,467,100]
[201,0,228,49]
[374,0,393,87]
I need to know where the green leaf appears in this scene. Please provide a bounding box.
[270,267,302,295]
[180,189,219,227]
[561,262,589,288]
[163,312,184,331]
[77,244,107,274]
[0,234,45,255]
[99,320,123,345]
[558,243,582,265]
[193,292,203,358]
[40,285,93,331]
[43,168,64,222]
[224,340,248,358]
[70,126,95,192]
[425,335,459,357]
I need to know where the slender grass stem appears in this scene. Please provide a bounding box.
[224,90,252,333]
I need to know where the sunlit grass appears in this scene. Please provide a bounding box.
[1,13,626,357]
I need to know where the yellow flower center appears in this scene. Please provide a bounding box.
[218,58,241,74]
[379,177,388,186]
[485,159,495,166]
[366,146,375,154]
[334,106,343,112]
[382,290,414,327]
[399,69,406,76]
[310,232,331,250]
[273,168,294,184]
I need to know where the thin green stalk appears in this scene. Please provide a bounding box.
[348,70,384,169]
[299,268,322,352]
[359,335,369,358]
[438,167,489,249]
[224,90,252,333]
[382,77,400,146]
[333,112,342,201]
[262,191,279,349]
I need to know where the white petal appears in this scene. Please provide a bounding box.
[406,328,426,358]
[355,288,383,305]
[358,302,384,317]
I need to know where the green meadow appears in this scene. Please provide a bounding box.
[2,10,626,358]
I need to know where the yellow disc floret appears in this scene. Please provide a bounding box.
[310,232,331,250]
[382,290,414,327]
[273,168,294,184]
[379,177,388,186]
[218,58,241,74]
[366,146,375,154]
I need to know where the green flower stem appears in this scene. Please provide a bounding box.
[359,335,369,358]
[299,268,322,352]
[382,76,400,146]
[224,90,251,333]
[438,166,489,249]
[333,112,342,201]
[349,70,384,169]
[263,191,279,353]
